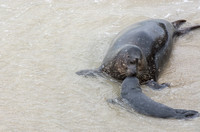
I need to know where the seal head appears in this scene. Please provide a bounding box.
[102,45,147,80]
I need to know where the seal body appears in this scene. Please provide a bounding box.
[100,19,175,83]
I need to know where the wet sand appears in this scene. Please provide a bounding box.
[0,0,200,131]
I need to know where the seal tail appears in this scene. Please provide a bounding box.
[174,25,200,36]
[172,19,186,29]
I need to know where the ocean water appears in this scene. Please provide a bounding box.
[0,0,200,131]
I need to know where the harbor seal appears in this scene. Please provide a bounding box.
[76,19,200,119]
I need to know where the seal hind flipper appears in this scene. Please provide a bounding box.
[119,77,199,119]
[174,25,200,36]
[172,20,186,29]
[174,109,199,119]
[76,69,103,77]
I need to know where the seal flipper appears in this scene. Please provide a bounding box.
[174,25,200,36]
[172,20,186,29]
[118,77,199,119]
[76,69,103,77]
[146,80,170,90]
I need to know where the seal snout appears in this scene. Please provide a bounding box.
[127,65,137,76]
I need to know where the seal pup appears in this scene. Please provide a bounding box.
[76,19,200,119]
[109,77,199,119]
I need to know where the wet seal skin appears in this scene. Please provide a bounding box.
[109,77,199,119]
[76,19,200,119]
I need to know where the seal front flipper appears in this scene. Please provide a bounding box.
[107,97,129,110]
[146,80,170,90]
[120,77,199,119]
[76,68,103,77]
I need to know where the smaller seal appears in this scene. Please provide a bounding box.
[118,77,199,119]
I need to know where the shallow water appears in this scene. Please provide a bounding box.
[0,0,200,131]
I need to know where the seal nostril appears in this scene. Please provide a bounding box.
[130,58,138,65]
[130,60,136,64]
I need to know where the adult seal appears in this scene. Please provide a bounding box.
[76,19,200,119]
